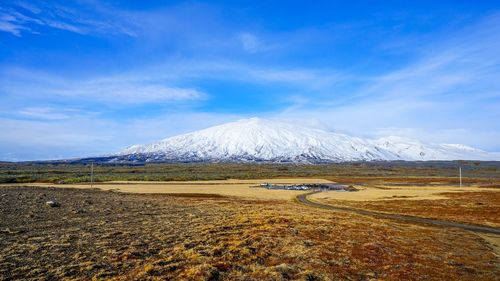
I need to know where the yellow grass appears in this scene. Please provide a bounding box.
[309,184,500,202]
[108,178,333,185]
[0,178,332,200]
[478,234,500,256]
[4,179,498,202]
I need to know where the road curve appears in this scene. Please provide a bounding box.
[296,191,500,235]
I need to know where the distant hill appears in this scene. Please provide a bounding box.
[90,117,500,164]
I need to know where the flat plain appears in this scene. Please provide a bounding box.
[0,178,330,200]
[1,162,499,280]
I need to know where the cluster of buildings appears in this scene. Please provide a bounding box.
[260,183,310,190]
[259,183,353,191]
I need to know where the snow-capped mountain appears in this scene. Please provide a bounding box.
[111,117,499,163]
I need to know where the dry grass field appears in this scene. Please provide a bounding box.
[310,184,499,201]
[311,184,500,227]
[0,178,333,200]
[1,186,499,280]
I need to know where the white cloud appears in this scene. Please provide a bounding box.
[268,14,500,151]
[0,11,35,36]
[0,20,25,36]
[0,3,135,37]
[151,59,344,88]
[15,2,42,14]
[57,81,205,104]
[238,32,261,53]
[353,14,500,102]
[43,19,84,34]
[0,68,207,105]
[16,107,98,120]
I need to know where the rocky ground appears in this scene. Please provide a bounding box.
[0,186,499,280]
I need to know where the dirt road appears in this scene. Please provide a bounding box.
[296,191,500,235]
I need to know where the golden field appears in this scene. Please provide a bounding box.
[0,178,333,200]
[309,183,499,201]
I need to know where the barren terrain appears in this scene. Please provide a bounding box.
[1,186,499,280]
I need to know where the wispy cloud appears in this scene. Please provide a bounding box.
[145,59,346,90]
[353,14,500,102]
[273,13,500,151]
[16,107,98,120]
[0,9,41,36]
[0,67,206,105]
[1,2,499,160]
[0,2,135,37]
[57,80,205,104]
[238,33,261,53]
[0,18,27,36]
[0,57,346,110]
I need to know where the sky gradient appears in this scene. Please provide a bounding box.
[1,0,499,160]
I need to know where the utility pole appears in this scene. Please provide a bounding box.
[459,166,462,188]
[91,161,94,188]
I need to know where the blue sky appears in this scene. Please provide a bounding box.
[1,1,499,160]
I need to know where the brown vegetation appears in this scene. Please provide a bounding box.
[1,161,499,184]
[1,186,499,280]
[317,191,500,228]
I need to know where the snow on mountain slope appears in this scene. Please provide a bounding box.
[115,118,499,163]
[373,136,495,161]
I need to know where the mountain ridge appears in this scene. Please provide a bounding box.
[106,118,499,163]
